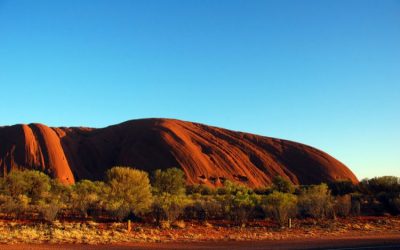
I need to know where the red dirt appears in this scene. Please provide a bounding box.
[1,234,400,250]
[0,118,358,187]
[1,216,400,248]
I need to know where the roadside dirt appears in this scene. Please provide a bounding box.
[1,233,400,250]
[0,216,399,249]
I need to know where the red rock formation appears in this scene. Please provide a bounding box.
[0,118,358,186]
[0,124,74,184]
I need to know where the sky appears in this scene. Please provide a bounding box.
[0,0,399,179]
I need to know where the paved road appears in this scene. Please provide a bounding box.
[2,234,400,250]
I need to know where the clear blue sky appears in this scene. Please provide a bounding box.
[0,0,399,179]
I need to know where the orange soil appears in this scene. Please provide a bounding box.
[1,217,400,249]
[0,118,358,186]
[2,235,400,250]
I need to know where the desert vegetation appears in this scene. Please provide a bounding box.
[0,168,399,244]
[0,167,399,225]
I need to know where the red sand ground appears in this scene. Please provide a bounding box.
[0,216,399,249]
[1,234,400,250]
[0,118,358,187]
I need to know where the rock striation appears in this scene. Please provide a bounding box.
[0,118,358,186]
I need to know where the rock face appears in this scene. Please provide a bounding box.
[0,118,358,186]
[0,124,74,184]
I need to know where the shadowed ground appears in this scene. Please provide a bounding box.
[1,234,400,250]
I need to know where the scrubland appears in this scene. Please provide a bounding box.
[0,167,399,244]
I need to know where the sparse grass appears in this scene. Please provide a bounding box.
[0,221,135,244]
[0,216,399,244]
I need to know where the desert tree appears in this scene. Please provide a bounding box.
[105,166,153,221]
[71,179,108,217]
[263,191,297,226]
[271,175,295,194]
[152,167,186,195]
[151,168,190,224]
[297,183,334,219]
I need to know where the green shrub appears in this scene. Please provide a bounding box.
[151,193,191,224]
[0,194,15,213]
[232,192,260,224]
[186,184,215,195]
[263,191,297,226]
[391,197,400,214]
[185,184,199,195]
[350,193,362,216]
[360,176,400,194]
[105,167,153,221]
[37,200,62,222]
[185,197,223,221]
[298,183,334,219]
[254,186,272,195]
[33,179,70,222]
[216,186,228,195]
[199,185,214,195]
[0,170,51,204]
[328,179,357,196]
[334,194,352,217]
[218,185,260,225]
[271,176,295,194]
[152,168,186,195]
[0,170,56,217]
[71,180,108,217]
[201,197,223,220]
[222,180,252,195]
[0,194,30,216]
